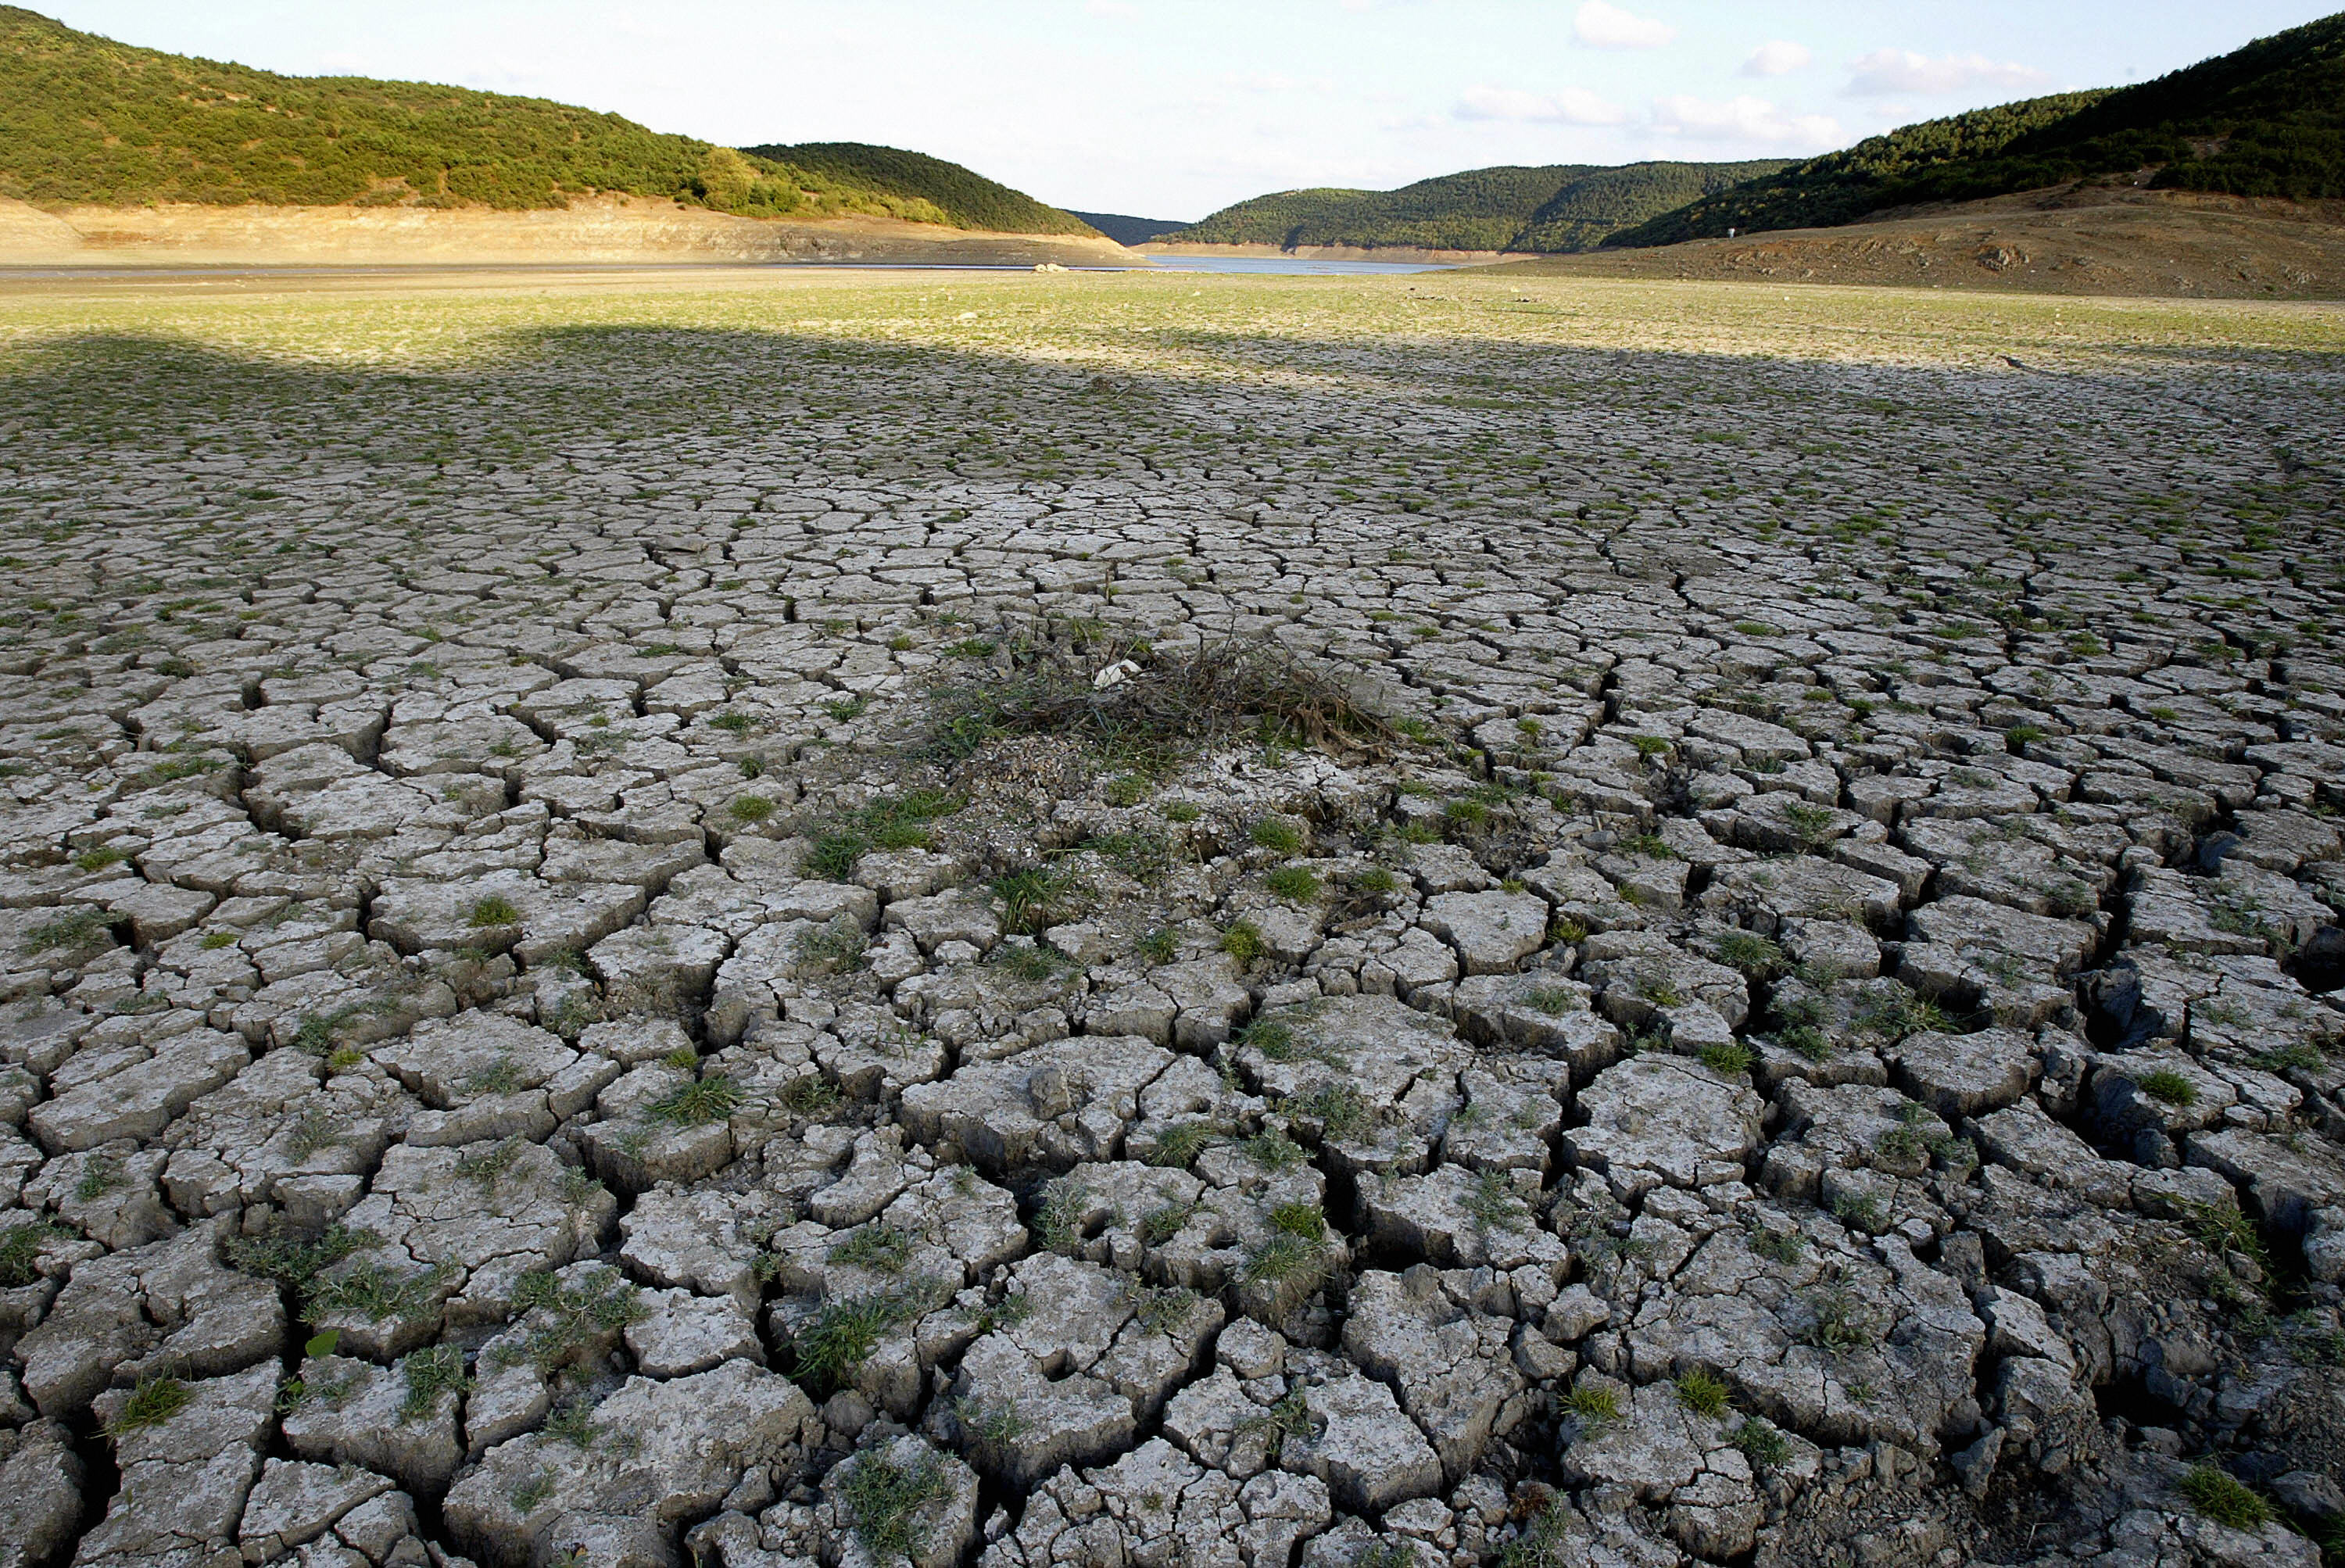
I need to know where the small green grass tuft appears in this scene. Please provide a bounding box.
[1268,1201,1327,1239]
[1466,1169,1527,1230]
[106,1374,193,1439]
[2139,1069,2198,1108]
[791,1283,941,1394]
[1674,1368,1731,1419]
[1266,865,1321,902]
[1242,1231,1330,1310]
[1144,1121,1219,1168]
[645,1075,743,1127]
[1289,1083,1369,1138]
[829,1223,916,1275]
[1251,818,1306,855]
[1714,930,1786,977]
[1220,920,1268,965]
[991,943,1062,984]
[1731,1416,1791,1467]
[779,1075,844,1119]
[1804,1287,1877,1350]
[399,1343,471,1423]
[0,1221,59,1287]
[2178,1465,2270,1529]
[1034,1181,1090,1253]
[1565,1384,1622,1424]
[20,908,115,955]
[1241,1130,1307,1169]
[1698,1041,1753,1076]
[992,864,1071,935]
[842,1447,952,1559]
[1139,1201,1197,1244]
[308,1258,447,1324]
[467,894,521,928]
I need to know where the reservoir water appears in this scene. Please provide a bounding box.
[1134,254,1464,275]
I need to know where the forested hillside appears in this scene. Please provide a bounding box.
[1611,13,2344,245]
[0,5,1083,233]
[1173,161,1791,252]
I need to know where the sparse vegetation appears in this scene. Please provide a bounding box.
[1674,1368,1731,1418]
[840,1444,955,1559]
[399,1343,471,1421]
[790,1283,943,1394]
[1565,1384,1622,1425]
[645,1074,744,1127]
[106,1373,191,1438]
[2178,1465,2271,1529]
[929,634,1398,768]
[468,894,521,928]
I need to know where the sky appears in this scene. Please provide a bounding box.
[37,0,2344,220]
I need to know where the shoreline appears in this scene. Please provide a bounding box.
[1137,240,1540,266]
[0,195,1137,269]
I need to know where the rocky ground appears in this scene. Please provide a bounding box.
[0,269,2341,1568]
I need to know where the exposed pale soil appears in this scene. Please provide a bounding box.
[1488,187,2345,301]
[0,270,2338,1568]
[0,194,1137,268]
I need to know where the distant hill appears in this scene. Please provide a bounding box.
[1172,161,1792,253]
[1180,166,1593,252]
[1068,210,1190,246]
[0,6,1086,234]
[1512,162,1798,252]
[1611,12,2345,247]
[744,143,1100,235]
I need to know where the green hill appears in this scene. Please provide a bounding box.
[1609,12,2345,247]
[1513,161,1795,252]
[1068,210,1190,246]
[1173,161,1792,253]
[0,5,1079,232]
[743,143,1100,235]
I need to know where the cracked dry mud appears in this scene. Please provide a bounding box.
[0,270,2342,1568]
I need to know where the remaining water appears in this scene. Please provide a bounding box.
[1134,254,1464,275]
[0,256,1470,282]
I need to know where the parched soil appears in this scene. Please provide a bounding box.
[0,269,2339,1568]
[1488,185,2345,300]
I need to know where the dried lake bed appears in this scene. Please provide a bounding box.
[0,267,2341,1568]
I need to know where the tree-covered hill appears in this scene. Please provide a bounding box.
[1610,12,2345,246]
[1065,210,1188,245]
[0,5,1083,232]
[1172,161,1792,253]
[1512,161,1793,252]
[743,143,1101,235]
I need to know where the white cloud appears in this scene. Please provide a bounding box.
[1844,49,2046,97]
[1086,0,1140,17]
[1739,40,1811,77]
[1651,94,1842,147]
[1456,83,1629,126]
[1573,2,1675,50]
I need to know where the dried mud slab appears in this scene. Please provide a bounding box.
[0,270,2339,1568]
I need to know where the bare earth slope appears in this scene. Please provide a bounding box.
[1491,187,2345,299]
[0,194,1137,267]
